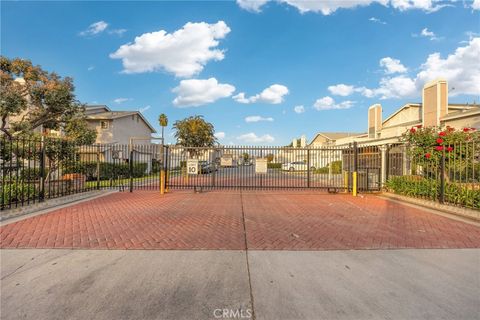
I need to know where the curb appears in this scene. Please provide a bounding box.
[379,192,480,224]
[0,190,117,226]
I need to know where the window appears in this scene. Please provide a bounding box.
[100,121,109,129]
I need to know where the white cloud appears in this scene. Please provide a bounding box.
[369,17,387,24]
[328,84,355,96]
[108,29,127,36]
[237,132,275,143]
[139,105,151,113]
[379,57,408,74]
[370,76,417,99]
[113,97,131,104]
[172,78,236,107]
[233,84,289,104]
[245,116,274,123]
[236,0,269,12]
[237,0,450,14]
[389,0,450,12]
[356,37,480,99]
[87,66,95,71]
[215,132,226,139]
[473,0,480,10]
[412,27,440,40]
[313,96,355,110]
[294,105,305,113]
[79,21,108,36]
[110,21,230,77]
[415,37,480,96]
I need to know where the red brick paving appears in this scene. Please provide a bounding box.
[1,191,479,250]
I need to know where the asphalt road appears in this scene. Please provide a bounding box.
[1,249,478,320]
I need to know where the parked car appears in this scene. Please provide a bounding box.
[199,161,217,174]
[282,161,316,172]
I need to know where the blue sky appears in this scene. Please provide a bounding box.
[2,0,479,145]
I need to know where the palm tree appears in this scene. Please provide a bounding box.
[158,113,168,144]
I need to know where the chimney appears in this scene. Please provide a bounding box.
[368,104,382,139]
[292,138,297,148]
[422,79,448,127]
[300,135,306,147]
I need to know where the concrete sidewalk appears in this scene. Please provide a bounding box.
[1,249,479,320]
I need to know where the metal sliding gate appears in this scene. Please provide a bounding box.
[164,144,381,191]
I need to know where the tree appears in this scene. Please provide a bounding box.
[173,116,216,148]
[0,56,94,140]
[158,113,168,144]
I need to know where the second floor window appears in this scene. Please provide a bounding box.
[100,121,109,129]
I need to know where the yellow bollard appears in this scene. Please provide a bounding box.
[160,169,165,195]
[344,171,349,193]
[352,172,357,197]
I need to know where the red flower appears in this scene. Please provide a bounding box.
[410,127,417,133]
[435,146,444,151]
[436,138,444,144]
[463,127,470,132]
[438,131,446,137]
[425,153,431,159]
[446,146,454,152]
[470,127,477,131]
[416,125,422,128]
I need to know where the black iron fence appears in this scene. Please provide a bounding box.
[1,137,163,210]
[3,136,477,211]
[386,141,480,209]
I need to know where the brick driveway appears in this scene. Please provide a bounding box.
[1,191,479,250]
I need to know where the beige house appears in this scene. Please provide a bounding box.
[310,79,479,148]
[85,105,156,145]
[309,132,362,147]
[340,79,479,146]
[305,79,479,187]
[80,105,158,172]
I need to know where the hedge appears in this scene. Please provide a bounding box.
[1,183,38,205]
[64,162,148,181]
[385,176,480,209]
[314,161,342,174]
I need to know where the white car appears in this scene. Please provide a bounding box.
[282,161,316,172]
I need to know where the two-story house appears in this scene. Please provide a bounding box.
[80,105,158,172]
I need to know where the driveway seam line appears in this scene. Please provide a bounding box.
[240,190,256,320]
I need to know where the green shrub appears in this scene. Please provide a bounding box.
[267,163,282,169]
[20,167,46,181]
[386,176,480,209]
[64,162,148,181]
[1,182,38,205]
[314,161,342,174]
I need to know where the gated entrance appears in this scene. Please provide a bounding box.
[164,144,381,191]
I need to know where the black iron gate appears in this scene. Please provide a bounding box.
[164,145,381,191]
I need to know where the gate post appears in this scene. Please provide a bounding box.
[96,146,101,190]
[165,145,169,193]
[439,151,445,204]
[212,148,217,188]
[353,142,358,197]
[307,148,311,188]
[129,150,134,193]
[39,137,46,202]
[380,144,388,188]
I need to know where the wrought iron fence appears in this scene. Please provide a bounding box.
[386,141,480,209]
[1,137,163,210]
